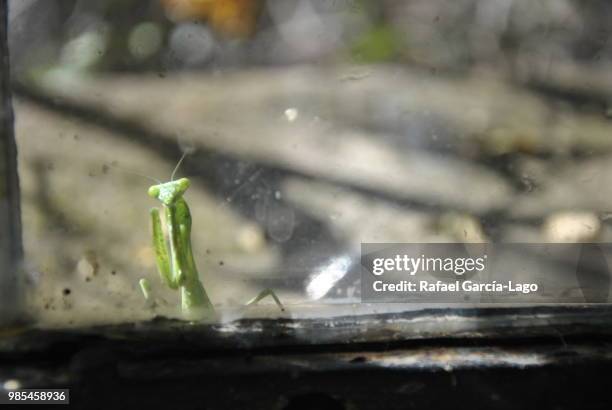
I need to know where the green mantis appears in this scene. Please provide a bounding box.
[138,156,284,320]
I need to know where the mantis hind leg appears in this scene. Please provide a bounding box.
[245,289,285,311]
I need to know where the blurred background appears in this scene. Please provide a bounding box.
[8,0,612,327]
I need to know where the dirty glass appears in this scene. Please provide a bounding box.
[5,0,612,329]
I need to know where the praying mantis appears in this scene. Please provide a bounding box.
[138,155,284,320]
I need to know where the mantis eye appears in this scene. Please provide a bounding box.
[177,178,190,190]
[148,186,160,198]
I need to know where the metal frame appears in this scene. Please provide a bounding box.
[0,0,23,325]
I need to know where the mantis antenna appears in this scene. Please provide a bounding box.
[171,151,189,181]
[108,162,162,184]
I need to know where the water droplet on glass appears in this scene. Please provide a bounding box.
[267,203,295,242]
[284,108,299,122]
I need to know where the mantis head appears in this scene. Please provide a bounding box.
[148,178,191,206]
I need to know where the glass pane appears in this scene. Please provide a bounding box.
[6,0,612,329]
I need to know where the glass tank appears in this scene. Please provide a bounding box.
[3,0,612,332]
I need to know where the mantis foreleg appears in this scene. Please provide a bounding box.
[151,207,181,289]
